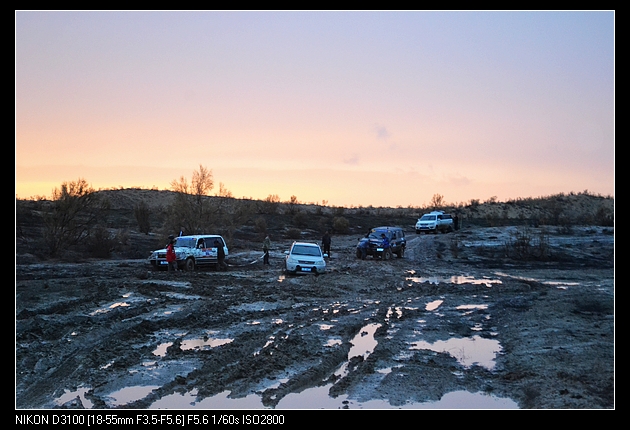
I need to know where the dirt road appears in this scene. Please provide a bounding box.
[15,226,614,409]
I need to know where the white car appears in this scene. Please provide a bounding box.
[415,211,454,234]
[284,242,327,275]
[148,235,228,271]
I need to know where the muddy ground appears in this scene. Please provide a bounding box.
[15,225,614,409]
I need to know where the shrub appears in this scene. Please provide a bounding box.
[292,211,308,228]
[332,216,349,234]
[285,228,302,239]
[254,216,267,233]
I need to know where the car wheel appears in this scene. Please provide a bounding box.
[397,247,405,258]
[185,258,195,271]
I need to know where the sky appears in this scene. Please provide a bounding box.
[15,11,614,208]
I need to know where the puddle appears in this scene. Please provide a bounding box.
[410,335,502,370]
[142,280,191,288]
[407,275,502,288]
[494,272,581,289]
[151,389,265,409]
[180,337,234,351]
[106,385,160,407]
[425,299,444,311]
[149,385,517,409]
[348,323,381,360]
[277,385,518,409]
[53,387,94,409]
[153,342,173,357]
[326,339,342,347]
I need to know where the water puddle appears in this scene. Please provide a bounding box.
[153,342,173,357]
[494,272,581,289]
[410,335,502,370]
[90,301,130,315]
[348,323,381,360]
[149,384,516,409]
[276,385,517,409]
[53,386,94,409]
[425,300,444,311]
[142,280,192,288]
[406,272,502,288]
[180,336,234,351]
[105,385,160,407]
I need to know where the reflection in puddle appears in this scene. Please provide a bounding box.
[106,385,160,407]
[149,385,517,409]
[153,342,173,357]
[326,339,342,347]
[180,337,233,351]
[151,389,264,409]
[348,323,381,360]
[407,275,502,287]
[54,387,93,409]
[426,300,443,311]
[410,335,502,370]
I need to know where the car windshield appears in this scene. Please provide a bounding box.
[291,245,322,257]
[421,215,437,221]
[368,231,391,240]
[174,238,195,248]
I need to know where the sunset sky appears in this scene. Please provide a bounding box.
[16,11,614,207]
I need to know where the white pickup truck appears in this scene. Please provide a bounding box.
[148,235,228,271]
[415,211,454,234]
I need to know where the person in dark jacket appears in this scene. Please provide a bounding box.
[215,239,227,271]
[322,230,332,257]
[263,235,271,265]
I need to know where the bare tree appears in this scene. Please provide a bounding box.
[43,178,109,256]
[431,193,445,210]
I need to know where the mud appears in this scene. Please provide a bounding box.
[15,226,614,409]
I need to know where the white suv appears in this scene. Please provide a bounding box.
[415,211,454,234]
[148,235,228,271]
[284,242,326,275]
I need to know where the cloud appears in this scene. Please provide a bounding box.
[374,125,390,140]
[342,154,360,165]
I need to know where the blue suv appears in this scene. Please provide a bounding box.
[356,227,406,260]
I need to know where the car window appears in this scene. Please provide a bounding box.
[174,238,195,248]
[205,237,224,247]
[291,245,321,256]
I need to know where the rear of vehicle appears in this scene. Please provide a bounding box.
[284,242,326,275]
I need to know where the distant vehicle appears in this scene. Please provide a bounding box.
[415,211,454,234]
[148,235,228,271]
[284,242,327,275]
[356,227,406,259]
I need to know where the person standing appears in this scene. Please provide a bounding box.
[322,230,331,257]
[358,238,368,260]
[263,235,271,265]
[166,235,177,272]
[380,233,391,260]
[215,239,227,271]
